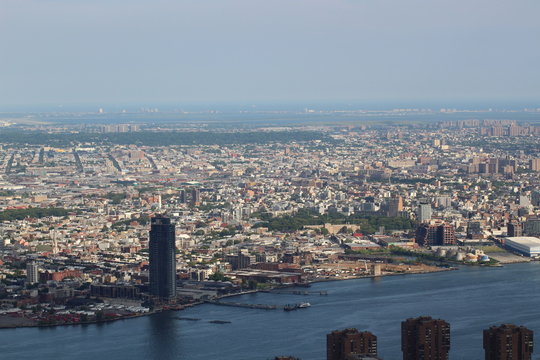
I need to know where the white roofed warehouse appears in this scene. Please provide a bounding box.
[505,237,540,257]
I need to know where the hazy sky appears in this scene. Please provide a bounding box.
[1,0,539,108]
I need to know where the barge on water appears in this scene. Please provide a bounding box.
[283,302,311,311]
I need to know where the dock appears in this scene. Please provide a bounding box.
[205,300,277,310]
[262,290,328,296]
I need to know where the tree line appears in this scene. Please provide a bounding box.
[252,209,416,233]
[0,130,330,146]
[0,207,69,221]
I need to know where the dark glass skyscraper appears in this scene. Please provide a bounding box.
[149,215,176,299]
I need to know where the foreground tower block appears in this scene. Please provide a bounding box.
[327,328,378,360]
[401,316,450,360]
[483,324,533,360]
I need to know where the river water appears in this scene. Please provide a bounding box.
[2,262,540,360]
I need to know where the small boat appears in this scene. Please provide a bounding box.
[284,303,311,311]
[209,320,231,324]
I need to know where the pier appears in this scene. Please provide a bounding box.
[205,300,277,310]
[262,290,328,296]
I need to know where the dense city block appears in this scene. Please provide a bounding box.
[2,114,540,328]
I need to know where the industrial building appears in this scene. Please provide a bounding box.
[504,237,540,257]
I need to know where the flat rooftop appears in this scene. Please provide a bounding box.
[506,237,540,247]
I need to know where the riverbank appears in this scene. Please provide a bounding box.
[0,310,149,329]
[306,265,456,284]
[0,302,199,330]
[0,264,473,329]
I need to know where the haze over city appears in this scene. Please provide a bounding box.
[1,0,540,109]
[2,1,540,360]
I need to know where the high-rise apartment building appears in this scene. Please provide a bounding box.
[532,191,540,207]
[179,189,187,204]
[149,215,176,299]
[401,316,450,360]
[507,222,523,237]
[417,203,432,222]
[415,224,438,246]
[387,196,403,217]
[530,159,540,172]
[327,328,378,360]
[224,252,253,270]
[26,261,39,284]
[483,324,533,360]
[437,224,456,245]
[524,219,540,236]
[415,223,457,246]
[469,158,516,175]
[191,188,201,206]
